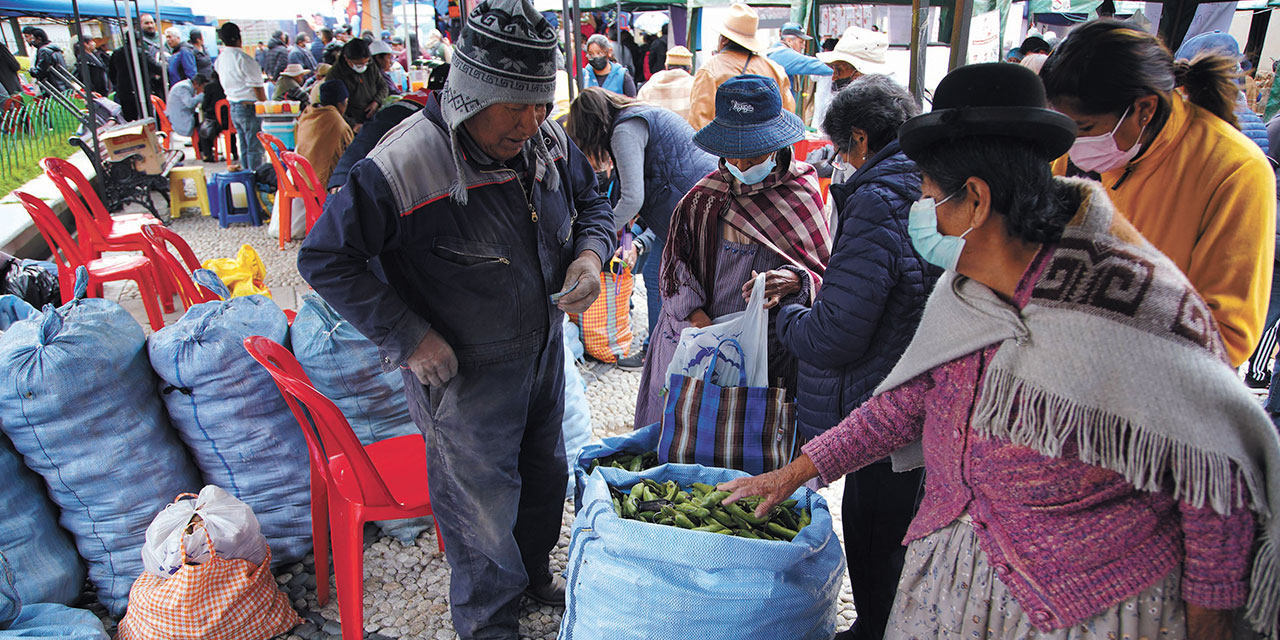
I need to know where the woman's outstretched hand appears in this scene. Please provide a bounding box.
[717,455,820,519]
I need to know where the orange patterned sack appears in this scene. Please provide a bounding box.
[117,520,300,640]
[571,259,633,363]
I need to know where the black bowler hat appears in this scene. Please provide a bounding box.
[898,63,1077,161]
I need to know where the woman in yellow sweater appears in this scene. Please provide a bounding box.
[1039,20,1275,367]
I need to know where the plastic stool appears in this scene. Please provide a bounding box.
[213,170,264,228]
[206,173,220,216]
[168,166,211,219]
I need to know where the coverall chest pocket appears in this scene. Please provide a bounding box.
[426,237,520,342]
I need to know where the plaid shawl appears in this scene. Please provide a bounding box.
[660,149,831,299]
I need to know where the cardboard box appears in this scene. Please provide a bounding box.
[100,120,164,175]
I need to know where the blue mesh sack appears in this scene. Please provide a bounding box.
[289,294,417,445]
[0,430,83,609]
[0,295,35,332]
[0,287,201,616]
[562,318,593,500]
[0,554,107,640]
[147,294,311,564]
[288,293,428,543]
[561,464,845,640]
[572,423,660,507]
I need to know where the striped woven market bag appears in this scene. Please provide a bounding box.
[570,259,633,363]
[658,338,798,474]
[117,518,299,640]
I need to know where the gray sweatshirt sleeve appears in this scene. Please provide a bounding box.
[609,117,649,231]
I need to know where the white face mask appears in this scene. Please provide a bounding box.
[1067,106,1147,174]
[351,63,368,74]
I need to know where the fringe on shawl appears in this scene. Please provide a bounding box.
[971,367,1278,638]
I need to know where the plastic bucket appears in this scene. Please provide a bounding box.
[261,119,296,150]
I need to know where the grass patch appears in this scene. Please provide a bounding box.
[0,94,86,199]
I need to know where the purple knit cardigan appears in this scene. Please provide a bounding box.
[801,252,1255,631]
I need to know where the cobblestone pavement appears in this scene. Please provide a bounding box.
[94,189,857,639]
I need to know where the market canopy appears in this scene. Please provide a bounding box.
[0,0,201,23]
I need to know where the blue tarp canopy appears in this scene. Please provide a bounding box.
[0,0,200,23]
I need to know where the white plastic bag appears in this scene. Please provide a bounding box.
[141,485,268,577]
[664,273,768,389]
[266,195,307,240]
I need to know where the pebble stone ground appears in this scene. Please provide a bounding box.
[93,184,858,639]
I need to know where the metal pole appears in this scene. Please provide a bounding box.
[573,0,583,90]
[413,0,419,63]
[72,0,100,156]
[115,0,149,121]
[154,0,168,98]
[562,0,576,102]
[8,18,26,56]
[909,0,928,103]
[948,0,970,70]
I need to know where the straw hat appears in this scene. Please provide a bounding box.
[279,63,307,78]
[716,3,767,53]
[666,45,693,67]
[817,25,891,75]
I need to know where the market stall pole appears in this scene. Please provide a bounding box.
[909,0,929,101]
[71,0,102,155]
[113,0,150,120]
[563,0,578,100]
[948,0,970,69]
[154,0,167,97]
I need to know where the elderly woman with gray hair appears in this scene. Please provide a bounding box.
[751,74,941,640]
[584,33,636,97]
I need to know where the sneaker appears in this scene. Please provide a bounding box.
[616,345,647,370]
[523,575,565,606]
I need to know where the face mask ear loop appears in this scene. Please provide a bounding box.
[958,226,975,240]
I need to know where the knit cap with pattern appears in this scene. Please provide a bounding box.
[440,0,560,203]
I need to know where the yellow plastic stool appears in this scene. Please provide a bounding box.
[168,166,211,219]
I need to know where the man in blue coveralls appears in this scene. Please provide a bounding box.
[296,0,616,637]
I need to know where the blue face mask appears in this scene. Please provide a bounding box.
[908,191,972,271]
[726,156,776,185]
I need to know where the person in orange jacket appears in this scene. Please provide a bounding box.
[688,3,795,130]
[1040,20,1275,367]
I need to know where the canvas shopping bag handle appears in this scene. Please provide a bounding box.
[704,338,748,388]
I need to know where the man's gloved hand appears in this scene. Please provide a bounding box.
[407,328,458,387]
[555,251,603,314]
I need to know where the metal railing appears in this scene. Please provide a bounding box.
[0,89,86,186]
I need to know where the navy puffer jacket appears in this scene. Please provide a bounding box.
[1237,105,1270,157]
[775,140,941,441]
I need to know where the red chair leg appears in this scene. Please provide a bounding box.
[134,267,166,331]
[329,498,366,640]
[311,470,331,607]
[141,245,177,314]
[279,194,294,249]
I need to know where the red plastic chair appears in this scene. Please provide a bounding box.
[40,156,160,232]
[140,225,221,309]
[41,157,176,313]
[16,192,165,330]
[280,151,326,235]
[242,336,443,640]
[215,99,237,170]
[150,95,172,150]
[258,132,303,248]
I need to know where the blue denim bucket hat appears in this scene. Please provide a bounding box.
[693,75,805,159]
